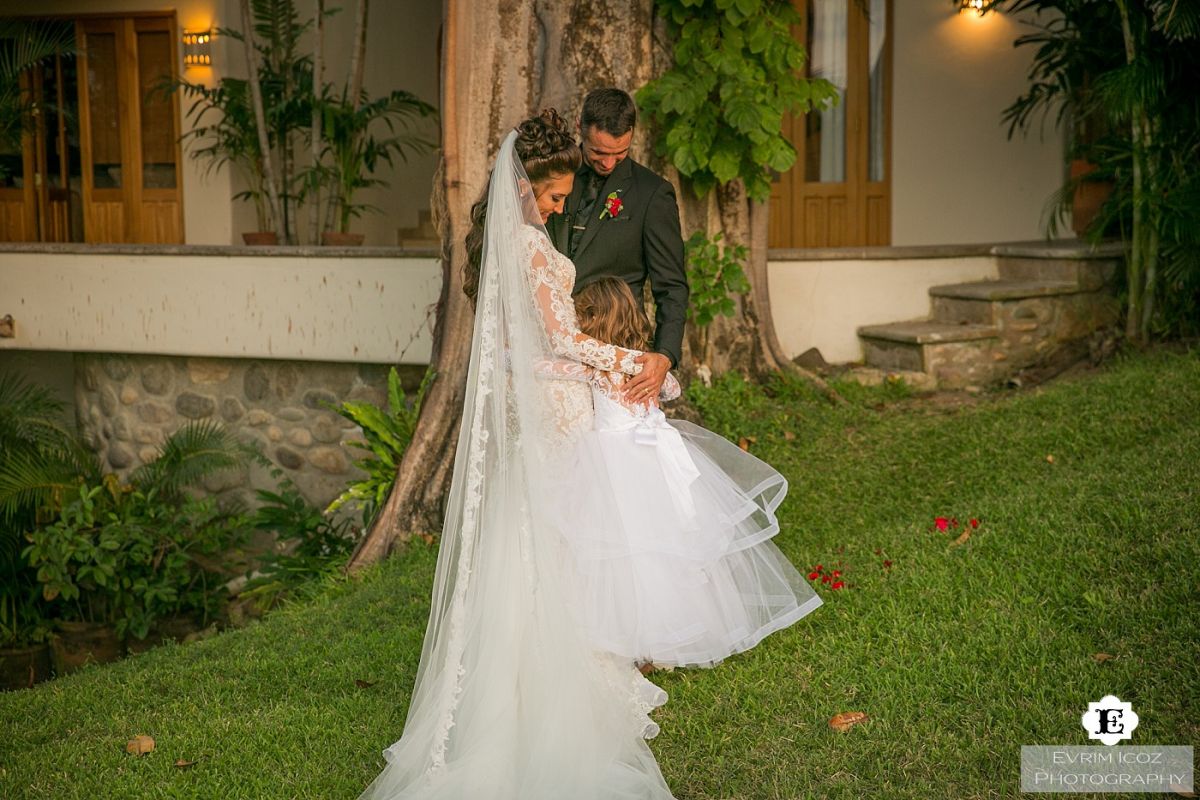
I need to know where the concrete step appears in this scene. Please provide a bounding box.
[930,279,1081,325]
[858,320,1001,344]
[992,241,1122,290]
[858,320,1003,385]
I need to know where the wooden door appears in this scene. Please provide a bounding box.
[770,0,891,248]
[0,57,76,242]
[77,15,183,243]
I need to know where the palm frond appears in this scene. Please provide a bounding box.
[129,420,253,496]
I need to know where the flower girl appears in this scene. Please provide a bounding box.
[543,277,823,670]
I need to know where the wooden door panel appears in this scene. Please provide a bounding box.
[0,195,34,240]
[771,0,891,248]
[77,14,182,244]
[139,200,181,243]
[85,201,126,242]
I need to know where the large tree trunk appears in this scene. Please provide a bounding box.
[347,1,827,569]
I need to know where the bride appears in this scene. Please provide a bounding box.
[357,111,679,799]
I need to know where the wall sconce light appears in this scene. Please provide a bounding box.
[959,0,993,13]
[182,30,213,67]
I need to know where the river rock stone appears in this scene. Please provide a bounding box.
[275,363,301,399]
[244,365,270,401]
[187,358,232,384]
[276,406,306,422]
[141,363,173,395]
[99,387,118,415]
[221,397,246,422]
[275,447,304,470]
[288,429,313,447]
[136,402,173,423]
[312,414,344,443]
[303,389,338,410]
[245,409,272,426]
[119,386,139,405]
[176,392,216,419]
[108,443,134,469]
[101,356,132,381]
[308,446,348,474]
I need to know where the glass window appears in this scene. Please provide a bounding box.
[805,0,847,183]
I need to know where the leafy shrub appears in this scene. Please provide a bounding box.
[324,366,433,527]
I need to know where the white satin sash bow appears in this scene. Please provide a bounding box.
[620,407,703,521]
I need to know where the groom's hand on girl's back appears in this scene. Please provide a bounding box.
[624,352,671,402]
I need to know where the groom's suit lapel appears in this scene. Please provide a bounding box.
[572,156,633,263]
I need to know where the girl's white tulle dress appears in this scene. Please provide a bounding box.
[548,368,823,668]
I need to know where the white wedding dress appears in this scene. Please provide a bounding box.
[543,365,823,668]
[358,132,677,799]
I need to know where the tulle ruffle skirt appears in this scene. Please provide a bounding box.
[554,418,823,668]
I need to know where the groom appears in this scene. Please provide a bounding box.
[547,88,688,402]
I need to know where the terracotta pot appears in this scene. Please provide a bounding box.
[321,231,365,247]
[0,642,53,690]
[49,621,124,675]
[1070,159,1114,237]
[242,231,279,246]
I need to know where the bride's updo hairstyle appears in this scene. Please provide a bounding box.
[463,108,582,305]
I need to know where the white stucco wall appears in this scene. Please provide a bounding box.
[0,250,441,363]
[768,255,1000,363]
[4,248,1007,368]
[891,3,1067,245]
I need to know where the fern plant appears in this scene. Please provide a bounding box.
[324,366,434,527]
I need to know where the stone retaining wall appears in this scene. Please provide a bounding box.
[73,353,418,513]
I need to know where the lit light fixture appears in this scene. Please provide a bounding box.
[959,0,992,14]
[182,30,213,67]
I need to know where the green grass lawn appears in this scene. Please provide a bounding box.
[2,347,1197,800]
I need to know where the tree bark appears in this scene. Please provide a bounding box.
[240,0,286,242]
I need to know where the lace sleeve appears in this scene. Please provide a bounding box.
[527,235,644,374]
[533,358,593,382]
[660,372,681,402]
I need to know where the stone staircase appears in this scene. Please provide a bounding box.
[397,208,438,249]
[857,242,1124,389]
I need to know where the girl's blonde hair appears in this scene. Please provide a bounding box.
[574,277,651,352]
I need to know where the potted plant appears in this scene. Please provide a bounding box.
[309,89,436,246]
[169,0,320,244]
[174,73,282,245]
[0,373,96,687]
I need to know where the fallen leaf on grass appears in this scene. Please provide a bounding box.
[737,435,757,451]
[126,735,155,755]
[174,758,199,769]
[1091,653,1117,664]
[783,430,796,441]
[1046,454,1055,464]
[950,529,971,547]
[828,711,869,732]
[420,533,434,545]
[355,679,377,688]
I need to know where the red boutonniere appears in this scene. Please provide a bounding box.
[599,191,624,220]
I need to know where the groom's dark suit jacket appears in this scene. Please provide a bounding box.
[547,155,688,368]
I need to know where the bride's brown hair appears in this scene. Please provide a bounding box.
[574,277,651,352]
[463,109,581,305]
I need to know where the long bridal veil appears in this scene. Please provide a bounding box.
[358,131,677,799]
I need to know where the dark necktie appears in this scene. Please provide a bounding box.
[569,170,604,258]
